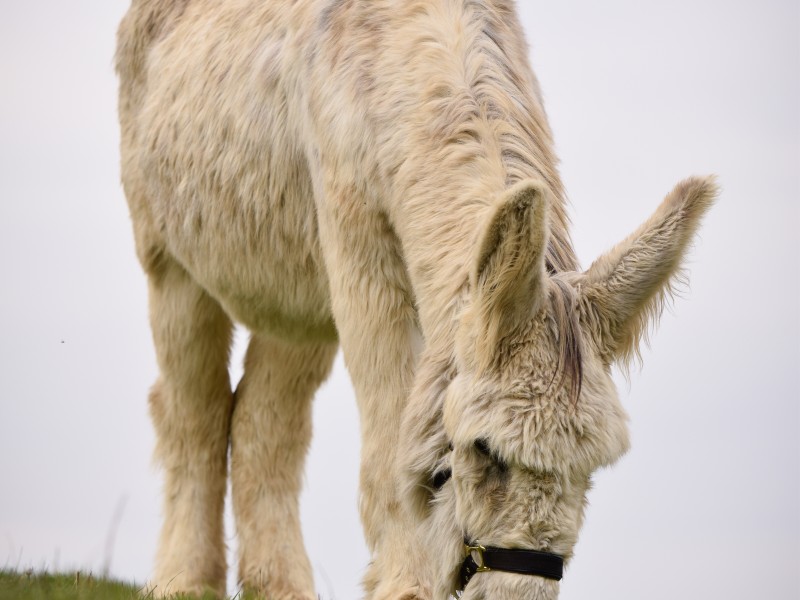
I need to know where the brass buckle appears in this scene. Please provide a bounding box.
[464,542,491,572]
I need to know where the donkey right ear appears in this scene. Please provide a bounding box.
[576,176,718,366]
[470,180,549,345]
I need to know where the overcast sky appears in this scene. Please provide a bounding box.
[0,1,797,599]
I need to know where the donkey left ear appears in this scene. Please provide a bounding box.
[471,180,549,346]
[577,176,719,365]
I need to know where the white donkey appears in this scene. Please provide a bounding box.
[116,1,716,599]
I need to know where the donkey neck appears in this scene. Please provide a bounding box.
[300,0,578,337]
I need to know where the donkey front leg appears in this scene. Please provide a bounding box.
[147,258,234,598]
[316,194,429,600]
[231,333,337,599]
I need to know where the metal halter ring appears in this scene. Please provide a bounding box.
[464,542,491,573]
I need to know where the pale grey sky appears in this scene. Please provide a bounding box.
[1,1,797,599]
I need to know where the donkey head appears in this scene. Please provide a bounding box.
[401,177,717,599]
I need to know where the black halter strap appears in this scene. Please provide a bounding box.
[459,540,563,591]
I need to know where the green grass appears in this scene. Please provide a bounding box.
[0,570,144,600]
[0,570,253,600]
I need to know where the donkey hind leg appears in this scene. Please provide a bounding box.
[147,258,234,598]
[231,333,337,599]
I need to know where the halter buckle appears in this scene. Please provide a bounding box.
[464,542,491,572]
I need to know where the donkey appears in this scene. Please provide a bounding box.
[116,1,716,599]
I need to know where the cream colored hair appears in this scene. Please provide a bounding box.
[116,1,717,598]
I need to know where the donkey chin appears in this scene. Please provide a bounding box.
[460,572,561,600]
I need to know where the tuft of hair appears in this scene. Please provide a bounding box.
[548,276,584,403]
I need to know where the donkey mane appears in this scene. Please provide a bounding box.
[460,1,578,275]
[329,0,580,276]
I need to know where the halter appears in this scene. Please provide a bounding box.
[459,541,563,591]
[432,467,565,593]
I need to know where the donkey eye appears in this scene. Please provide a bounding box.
[474,439,492,456]
[474,439,509,473]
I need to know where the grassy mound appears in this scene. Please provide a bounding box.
[0,570,234,600]
[0,570,143,600]
[0,569,276,600]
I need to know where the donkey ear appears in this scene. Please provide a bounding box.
[471,180,549,344]
[577,176,718,365]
